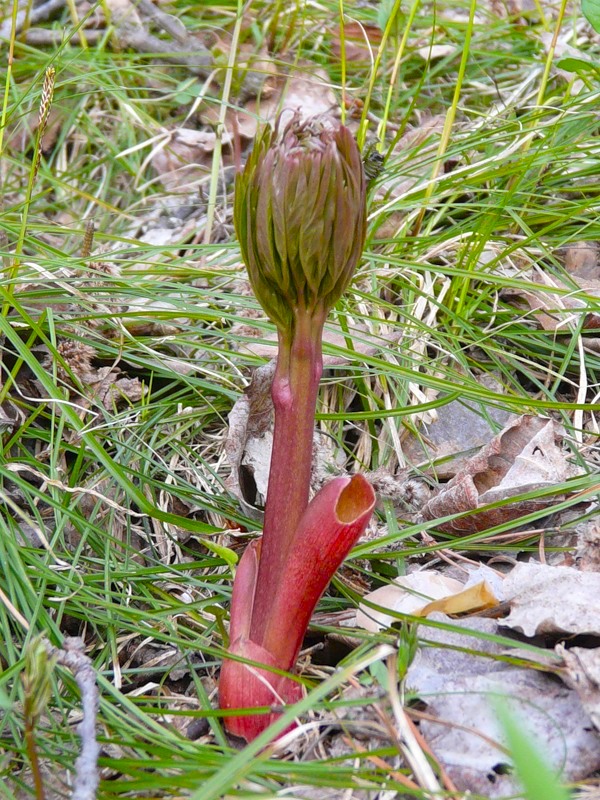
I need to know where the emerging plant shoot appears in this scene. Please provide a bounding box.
[219,114,374,741]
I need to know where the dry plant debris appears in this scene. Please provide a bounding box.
[347,558,600,796]
[502,561,600,638]
[407,615,600,798]
[422,415,583,533]
[503,242,600,342]
[402,375,517,479]
[558,645,600,733]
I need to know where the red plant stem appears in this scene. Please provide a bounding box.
[250,306,325,645]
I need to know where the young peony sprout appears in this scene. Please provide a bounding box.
[235,115,367,331]
[220,113,375,742]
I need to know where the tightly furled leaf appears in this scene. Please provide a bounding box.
[234,114,367,333]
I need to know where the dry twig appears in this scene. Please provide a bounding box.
[48,638,100,800]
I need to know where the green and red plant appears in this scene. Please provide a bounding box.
[219,114,375,742]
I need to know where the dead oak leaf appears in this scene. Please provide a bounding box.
[576,519,600,572]
[244,66,338,127]
[407,614,600,798]
[502,561,600,638]
[422,415,581,534]
[201,65,338,143]
[557,644,600,732]
[328,22,383,62]
[42,342,145,410]
[402,374,517,479]
[417,667,599,797]
[89,368,145,409]
[561,240,600,282]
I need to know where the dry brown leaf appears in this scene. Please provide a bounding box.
[243,67,338,132]
[503,244,600,333]
[408,614,600,798]
[209,38,278,101]
[562,240,600,281]
[502,561,600,638]
[422,415,580,534]
[0,402,19,434]
[557,644,600,732]
[202,65,339,143]
[200,103,257,141]
[576,519,600,572]
[41,342,146,411]
[328,22,384,62]
[408,615,506,692]
[509,278,600,332]
[94,372,146,408]
[199,40,278,140]
[151,129,231,192]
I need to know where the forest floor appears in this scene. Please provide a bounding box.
[1,0,600,798]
